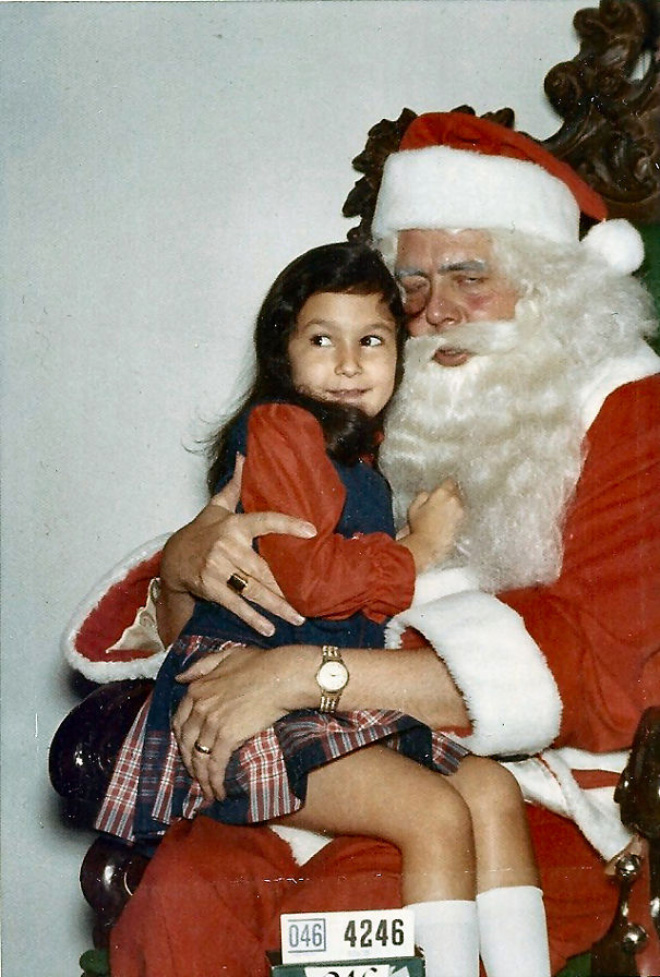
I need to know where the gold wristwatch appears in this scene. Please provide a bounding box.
[315,645,349,713]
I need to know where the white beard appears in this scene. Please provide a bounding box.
[380,306,587,592]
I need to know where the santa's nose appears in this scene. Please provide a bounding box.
[426,286,466,329]
[408,287,466,336]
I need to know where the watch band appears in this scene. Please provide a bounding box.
[317,645,348,713]
[319,691,342,712]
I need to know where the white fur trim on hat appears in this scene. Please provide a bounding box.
[386,589,562,756]
[372,145,581,246]
[581,218,645,274]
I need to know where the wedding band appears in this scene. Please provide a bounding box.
[227,571,249,595]
[194,741,212,755]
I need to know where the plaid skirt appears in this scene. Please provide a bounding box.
[98,635,470,843]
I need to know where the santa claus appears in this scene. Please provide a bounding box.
[63,114,660,975]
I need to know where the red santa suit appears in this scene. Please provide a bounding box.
[62,341,660,975]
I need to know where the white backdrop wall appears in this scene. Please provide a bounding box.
[2,2,587,973]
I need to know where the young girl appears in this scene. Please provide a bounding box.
[99,242,551,977]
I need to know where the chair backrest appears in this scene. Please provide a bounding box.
[640,225,660,351]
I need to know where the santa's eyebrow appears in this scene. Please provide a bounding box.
[440,259,488,274]
[395,259,488,279]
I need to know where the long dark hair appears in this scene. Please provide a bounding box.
[207,241,406,493]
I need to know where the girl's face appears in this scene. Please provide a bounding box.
[288,291,399,418]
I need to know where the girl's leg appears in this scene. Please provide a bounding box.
[448,755,538,893]
[276,746,480,977]
[449,756,551,977]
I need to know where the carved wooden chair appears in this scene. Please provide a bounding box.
[49,2,660,974]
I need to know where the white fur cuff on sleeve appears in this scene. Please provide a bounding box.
[61,534,169,683]
[386,590,562,757]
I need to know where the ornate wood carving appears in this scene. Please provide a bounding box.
[343,0,660,239]
[544,0,660,222]
[344,108,417,244]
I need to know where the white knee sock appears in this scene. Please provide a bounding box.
[405,899,480,977]
[476,885,551,977]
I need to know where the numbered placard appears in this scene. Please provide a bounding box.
[280,909,414,964]
[302,965,413,977]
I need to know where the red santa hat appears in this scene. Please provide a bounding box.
[372,112,644,274]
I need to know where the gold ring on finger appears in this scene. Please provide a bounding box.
[227,571,249,595]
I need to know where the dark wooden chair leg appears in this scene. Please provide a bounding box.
[649,837,660,941]
[48,679,155,954]
[590,853,647,976]
[589,707,660,976]
[81,835,151,950]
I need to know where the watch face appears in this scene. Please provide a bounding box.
[317,660,348,693]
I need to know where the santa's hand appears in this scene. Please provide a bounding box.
[159,456,316,641]
[173,645,292,801]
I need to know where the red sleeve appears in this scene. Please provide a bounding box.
[240,403,415,621]
[500,375,660,752]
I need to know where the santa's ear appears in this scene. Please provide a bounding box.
[581,219,645,275]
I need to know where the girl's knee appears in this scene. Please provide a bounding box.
[388,772,474,850]
[454,756,525,815]
[420,776,476,847]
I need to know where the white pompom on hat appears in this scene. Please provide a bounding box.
[372,113,644,274]
[582,218,646,275]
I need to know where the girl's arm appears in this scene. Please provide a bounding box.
[243,403,442,621]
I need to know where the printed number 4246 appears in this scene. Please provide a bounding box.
[343,918,405,950]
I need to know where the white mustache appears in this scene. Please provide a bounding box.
[406,320,522,359]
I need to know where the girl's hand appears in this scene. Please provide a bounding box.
[157,456,317,643]
[172,645,300,801]
[398,479,464,572]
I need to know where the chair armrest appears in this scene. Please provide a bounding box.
[615,706,660,839]
[49,679,153,825]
